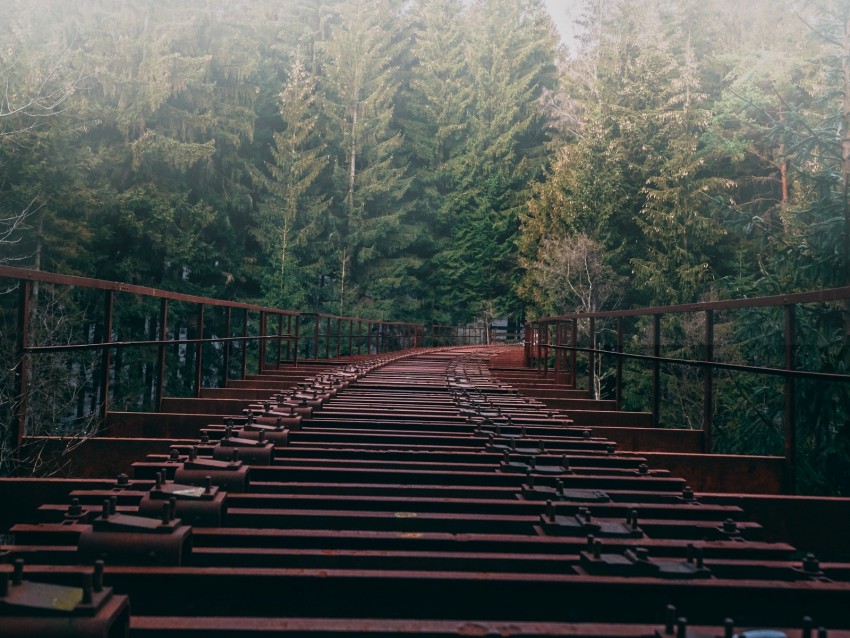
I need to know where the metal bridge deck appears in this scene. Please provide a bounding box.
[2,346,849,637]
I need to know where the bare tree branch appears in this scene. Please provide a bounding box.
[0,34,86,140]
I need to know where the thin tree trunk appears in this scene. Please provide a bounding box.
[778,110,789,210]
[280,217,289,290]
[842,18,850,334]
[339,248,347,316]
[348,106,358,209]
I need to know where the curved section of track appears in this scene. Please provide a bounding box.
[2,346,849,637]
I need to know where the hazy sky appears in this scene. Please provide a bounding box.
[543,0,586,50]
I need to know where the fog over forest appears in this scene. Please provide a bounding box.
[2,1,849,490]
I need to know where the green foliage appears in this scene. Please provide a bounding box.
[517,0,850,493]
[90,185,218,291]
[254,59,331,311]
[3,0,848,490]
[432,0,559,322]
[2,0,561,323]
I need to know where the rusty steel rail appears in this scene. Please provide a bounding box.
[2,345,850,635]
[527,286,850,492]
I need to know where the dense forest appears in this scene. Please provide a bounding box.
[2,0,848,317]
[1,0,849,491]
[1,0,559,325]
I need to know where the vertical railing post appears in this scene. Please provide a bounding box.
[543,322,550,378]
[348,319,353,356]
[13,280,32,450]
[336,317,342,357]
[100,290,114,425]
[652,314,662,427]
[286,315,292,363]
[258,311,266,373]
[703,309,715,453]
[358,320,363,355]
[588,317,596,399]
[156,298,169,411]
[325,316,331,359]
[367,322,372,354]
[276,314,283,368]
[195,303,205,397]
[784,304,797,493]
[293,314,300,366]
[557,321,563,381]
[570,320,577,389]
[615,318,623,411]
[313,315,320,360]
[240,309,248,380]
[535,323,542,375]
[553,322,561,380]
[222,307,231,388]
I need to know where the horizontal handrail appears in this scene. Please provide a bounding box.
[3,267,431,461]
[24,333,298,354]
[537,285,850,321]
[308,311,419,327]
[0,265,299,315]
[543,342,850,383]
[527,286,850,493]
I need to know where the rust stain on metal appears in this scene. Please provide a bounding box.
[1,332,849,634]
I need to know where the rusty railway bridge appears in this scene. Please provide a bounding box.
[1,265,850,637]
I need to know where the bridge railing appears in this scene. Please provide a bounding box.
[0,267,422,458]
[528,287,850,492]
[297,313,421,358]
[422,324,488,347]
